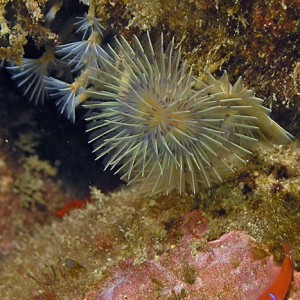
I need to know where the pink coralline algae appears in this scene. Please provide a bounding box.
[85,212,300,300]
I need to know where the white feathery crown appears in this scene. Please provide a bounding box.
[84,32,292,195]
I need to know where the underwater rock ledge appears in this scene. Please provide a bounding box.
[0,141,300,299]
[86,230,300,300]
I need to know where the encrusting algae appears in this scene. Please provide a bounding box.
[199,141,300,267]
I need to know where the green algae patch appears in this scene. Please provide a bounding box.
[198,141,300,269]
[14,155,57,208]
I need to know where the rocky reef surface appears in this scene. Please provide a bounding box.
[0,140,300,299]
[86,230,300,300]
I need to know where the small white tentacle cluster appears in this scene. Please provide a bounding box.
[55,14,107,72]
[6,1,105,123]
[6,47,63,105]
[45,3,107,122]
[84,32,292,196]
[6,1,65,106]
